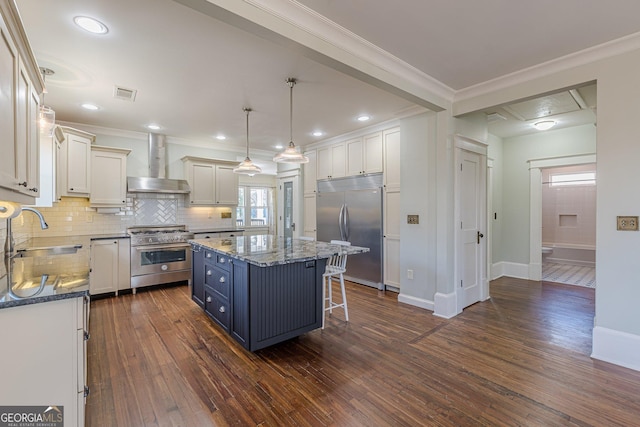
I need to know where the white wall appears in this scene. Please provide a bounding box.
[487,133,504,265]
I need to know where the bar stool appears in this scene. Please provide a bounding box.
[322,240,350,328]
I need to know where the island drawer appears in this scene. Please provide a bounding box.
[205,267,230,298]
[204,250,232,271]
[204,289,230,331]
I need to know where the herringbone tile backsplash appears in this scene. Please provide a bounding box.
[134,198,177,225]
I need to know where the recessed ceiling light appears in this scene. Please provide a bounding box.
[533,120,556,131]
[215,135,226,140]
[73,16,109,35]
[312,131,324,137]
[147,124,161,130]
[275,144,284,150]
[81,103,99,110]
[357,115,371,122]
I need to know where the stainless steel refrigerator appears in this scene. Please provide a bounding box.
[316,174,383,289]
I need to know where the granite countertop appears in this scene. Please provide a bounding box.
[190,227,245,234]
[190,235,369,267]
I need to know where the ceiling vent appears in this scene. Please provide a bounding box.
[113,85,137,101]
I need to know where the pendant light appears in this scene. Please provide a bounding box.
[39,67,56,137]
[273,78,309,164]
[233,108,262,175]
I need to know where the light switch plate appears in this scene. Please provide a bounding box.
[221,212,232,219]
[407,214,419,225]
[617,216,638,231]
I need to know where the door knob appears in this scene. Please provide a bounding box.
[477,231,484,244]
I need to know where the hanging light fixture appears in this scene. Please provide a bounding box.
[39,67,56,137]
[234,108,262,175]
[273,78,309,164]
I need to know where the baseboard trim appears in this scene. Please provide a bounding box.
[398,293,434,312]
[500,262,530,280]
[592,326,640,372]
[434,291,458,319]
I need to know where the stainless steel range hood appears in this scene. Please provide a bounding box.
[127,134,191,194]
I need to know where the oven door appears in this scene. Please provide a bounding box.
[131,243,192,277]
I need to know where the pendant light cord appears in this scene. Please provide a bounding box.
[287,78,296,146]
[244,107,251,158]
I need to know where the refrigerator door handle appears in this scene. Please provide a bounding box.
[343,205,350,241]
[338,204,346,241]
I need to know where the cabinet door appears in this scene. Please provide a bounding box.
[383,189,401,288]
[117,239,131,291]
[90,240,118,295]
[383,127,401,189]
[188,162,215,205]
[192,249,205,308]
[303,193,316,237]
[215,165,238,205]
[90,148,127,206]
[27,84,39,195]
[363,131,383,174]
[330,143,346,178]
[66,133,92,194]
[0,15,18,194]
[303,150,317,193]
[316,146,331,179]
[346,138,363,176]
[15,61,28,193]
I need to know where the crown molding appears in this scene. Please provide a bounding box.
[454,30,640,105]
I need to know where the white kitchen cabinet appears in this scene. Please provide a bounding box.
[182,156,239,206]
[383,127,401,190]
[303,149,317,194]
[0,3,43,204]
[90,238,131,295]
[90,145,131,207]
[303,193,316,238]
[317,142,345,180]
[383,127,401,289]
[57,126,95,199]
[0,296,89,427]
[347,134,382,177]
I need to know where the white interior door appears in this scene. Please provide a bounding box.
[277,172,301,239]
[457,149,486,311]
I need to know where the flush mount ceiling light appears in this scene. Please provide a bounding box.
[38,67,55,137]
[533,120,556,131]
[81,103,99,110]
[357,115,371,122]
[215,135,226,140]
[234,108,262,175]
[147,124,160,130]
[73,16,109,34]
[312,131,324,137]
[273,78,309,164]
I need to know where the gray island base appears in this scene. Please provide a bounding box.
[190,235,369,351]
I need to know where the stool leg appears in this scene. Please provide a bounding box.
[340,273,348,322]
[328,276,333,313]
[322,275,326,329]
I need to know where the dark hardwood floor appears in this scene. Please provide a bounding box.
[86,278,640,426]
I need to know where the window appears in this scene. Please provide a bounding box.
[549,172,596,187]
[236,186,274,228]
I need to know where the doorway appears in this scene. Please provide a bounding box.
[276,170,302,239]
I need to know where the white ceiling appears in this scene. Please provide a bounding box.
[17,0,638,150]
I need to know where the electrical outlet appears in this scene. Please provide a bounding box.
[407,214,419,224]
[86,214,93,223]
[407,269,414,280]
[221,211,232,219]
[617,216,638,231]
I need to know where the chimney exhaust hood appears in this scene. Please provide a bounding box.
[127,134,191,194]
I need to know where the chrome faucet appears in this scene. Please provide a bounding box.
[4,206,49,255]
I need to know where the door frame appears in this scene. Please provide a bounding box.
[454,135,489,313]
[528,153,596,280]
[276,169,302,238]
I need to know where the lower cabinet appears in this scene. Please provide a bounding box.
[191,247,324,351]
[0,296,89,426]
[89,238,131,295]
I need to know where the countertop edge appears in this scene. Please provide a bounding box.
[0,289,89,310]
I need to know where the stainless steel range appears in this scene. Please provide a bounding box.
[127,225,194,291]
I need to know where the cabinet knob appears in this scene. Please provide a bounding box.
[206,296,212,303]
[84,331,90,341]
[219,276,225,283]
[219,306,226,313]
[29,187,38,193]
[206,270,212,276]
[17,181,27,187]
[70,188,74,191]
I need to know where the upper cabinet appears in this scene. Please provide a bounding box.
[303,149,317,194]
[0,2,44,204]
[90,145,131,207]
[317,142,345,180]
[56,126,95,199]
[182,156,239,206]
[346,132,383,176]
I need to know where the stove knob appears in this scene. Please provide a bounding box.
[148,238,153,243]
[161,264,168,271]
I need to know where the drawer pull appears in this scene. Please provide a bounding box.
[219,306,226,313]
[206,296,212,303]
[206,253,212,258]
[219,276,225,283]
[206,270,212,276]
[219,257,226,264]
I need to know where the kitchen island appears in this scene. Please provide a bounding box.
[190,235,369,351]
